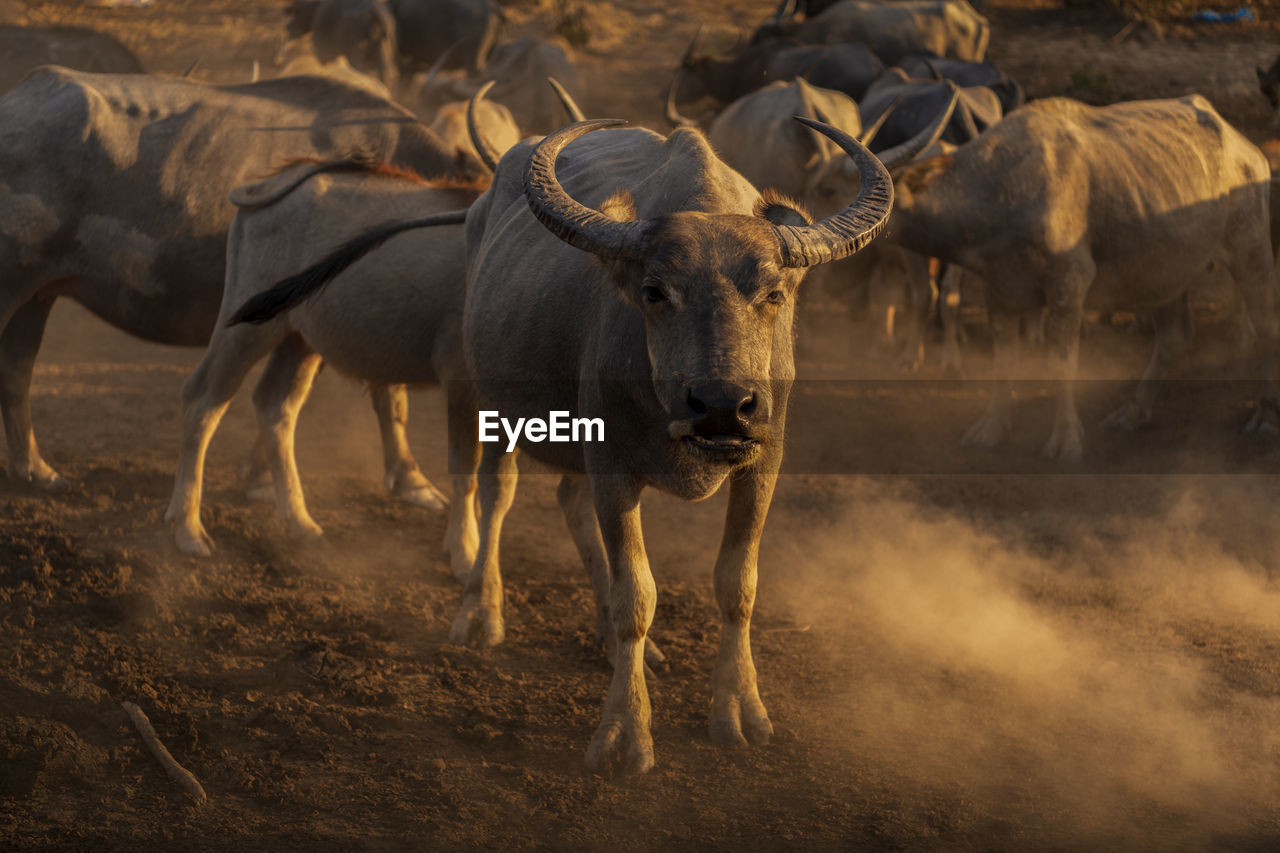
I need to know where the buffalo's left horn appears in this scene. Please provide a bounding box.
[466,79,502,172]
[776,117,894,268]
[523,119,651,261]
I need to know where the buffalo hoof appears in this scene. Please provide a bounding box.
[10,460,68,491]
[961,410,1010,448]
[175,523,214,558]
[1101,401,1151,432]
[244,483,274,504]
[1041,418,1084,463]
[449,597,504,647]
[387,468,449,511]
[709,697,773,749]
[1244,399,1280,436]
[288,516,325,543]
[586,716,654,778]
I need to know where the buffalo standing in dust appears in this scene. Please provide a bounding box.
[780,0,990,64]
[230,115,895,774]
[0,69,479,500]
[169,158,481,562]
[885,95,1279,459]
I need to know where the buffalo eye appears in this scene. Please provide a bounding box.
[641,284,667,304]
[764,289,786,305]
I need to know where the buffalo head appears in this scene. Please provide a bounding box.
[522,118,893,465]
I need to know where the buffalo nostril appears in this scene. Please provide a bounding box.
[687,388,707,416]
[739,393,757,417]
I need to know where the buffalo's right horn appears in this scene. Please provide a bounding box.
[523,120,651,262]
[776,117,894,268]
[665,68,697,128]
[466,79,502,172]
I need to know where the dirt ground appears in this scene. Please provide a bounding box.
[2,0,1280,850]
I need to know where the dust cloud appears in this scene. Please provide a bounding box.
[765,478,1280,848]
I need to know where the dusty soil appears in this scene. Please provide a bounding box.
[2,0,1280,850]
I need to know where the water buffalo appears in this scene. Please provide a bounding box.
[390,0,501,76]
[668,29,883,116]
[860,69,1002,151]
[0,69,480,498]
[885,96,1279,460]
[897,52,1024,114]
[0,24,143,94]
[168,158,481,561]
[416,35,582,135]
[784,0,990,65]
[289,0,400,88]
[287,0,499,84]
[226,115,896,774]
[429,97,520,163]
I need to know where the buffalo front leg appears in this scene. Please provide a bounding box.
[1102,294,1191,431]
[449,441,517,647]
[252,334,325,542]
[709,456,778,749]
[586,476,657,776]
[371,383,449,510]
[443,379,479,583]
[0,296,62,488]
[557,474,666,672]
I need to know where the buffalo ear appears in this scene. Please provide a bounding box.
[600,187,637,222]
[754,188,812,227]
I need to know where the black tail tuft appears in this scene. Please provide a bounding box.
[228,210,470,326]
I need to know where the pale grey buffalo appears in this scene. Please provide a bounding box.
[886,96,1279,459]
[226,115,896,775]
[168,158,481,561]
[0,25,142,94]
[0,69,480,498]
[429,97,520,163]
[786,0,990,64]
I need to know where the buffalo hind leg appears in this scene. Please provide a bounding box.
[0,296,61,488]
[709,457,778,749]
[449,441,517,647]
[557,474,666,673]
[1040,280,1089,462]
[252,334,326,542]
[962,307,1020,448]
[1230,242,1280,435]
[167,321,287,556]
[585,474,656,777]
[371,383,449,510]
[1102,293,1192,431]
[443,379,479,583]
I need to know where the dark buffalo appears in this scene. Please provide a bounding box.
[860,70,1001,150]
[897,51,1023,113]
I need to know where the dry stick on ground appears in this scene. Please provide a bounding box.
[121,701,208,804]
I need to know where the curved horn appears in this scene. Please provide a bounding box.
[182,56,201,78]
[680,25,704,67]
[771,0,796,21]
[422,39,461,88]
[873,83,960,171]
[778,117,894,268]
[250,59,260,83]
[957,98,980,142]
[858,94,901,147]
[466,80,502,172]
[665,68,697,128]
[523,120,650,262]
[546,76,585,123]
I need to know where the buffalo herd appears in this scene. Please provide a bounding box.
[1,0,1278,776]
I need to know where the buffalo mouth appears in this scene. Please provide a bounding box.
[682,433,762,463]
